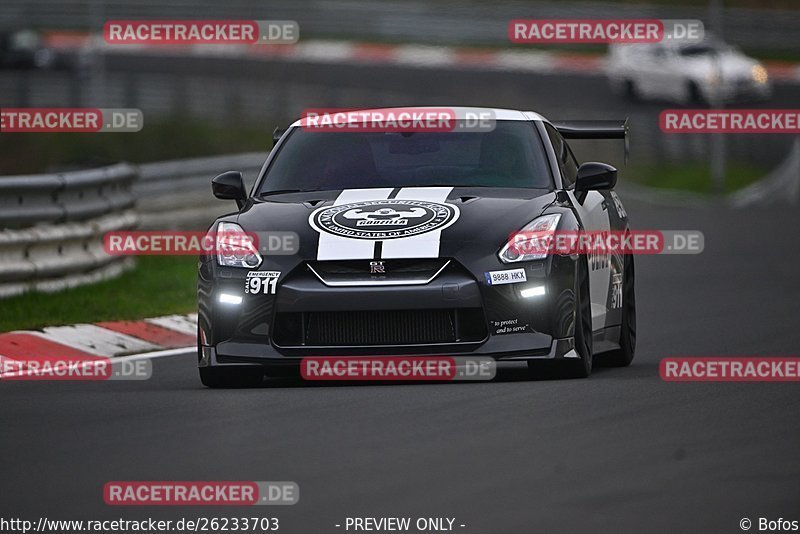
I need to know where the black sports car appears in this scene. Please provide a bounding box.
[197,107,635,387]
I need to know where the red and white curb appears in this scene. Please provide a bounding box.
[0,313,196,378]
[41,32,800,83]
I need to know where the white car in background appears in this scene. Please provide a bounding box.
[606,38,771,104]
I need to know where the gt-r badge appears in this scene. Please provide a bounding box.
[309,199,459,240]
[369,261,386,274]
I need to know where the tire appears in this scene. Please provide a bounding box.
[199,366,264,388]
[559,257,594,379]
[603,254,637,367]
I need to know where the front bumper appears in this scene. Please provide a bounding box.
[198,255,579,366]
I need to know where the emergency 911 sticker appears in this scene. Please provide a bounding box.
[485,268,527,286]
[245,271,281,295]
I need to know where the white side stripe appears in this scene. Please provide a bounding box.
[316,188,394,260]
[380,187,454,259]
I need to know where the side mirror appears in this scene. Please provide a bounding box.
[212,171,246,208]
[575,162,617,191]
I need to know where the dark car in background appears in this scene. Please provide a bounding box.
[0,29,56,69]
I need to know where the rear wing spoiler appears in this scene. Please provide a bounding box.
[551,119,629,163]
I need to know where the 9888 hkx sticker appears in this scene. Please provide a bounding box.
[484,268,527,286]
[245,271,281,295]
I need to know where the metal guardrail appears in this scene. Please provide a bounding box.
[0,163,138,298]
[136,152,266,230]
[0,163,136,228]
[0,154,264,299]
[137,153,264,193]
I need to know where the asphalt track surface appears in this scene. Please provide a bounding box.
[2,196,799,534]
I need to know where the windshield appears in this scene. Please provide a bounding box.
[257,121,553,194]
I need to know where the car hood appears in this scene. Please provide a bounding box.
[236,187,557,261]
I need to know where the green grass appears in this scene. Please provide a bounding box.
[0,256,198,332]
[622,162,765,194]
[0,117,274,175]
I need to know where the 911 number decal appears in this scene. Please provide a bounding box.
[244,271,281,295]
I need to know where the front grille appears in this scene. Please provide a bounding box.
[273,308,486,347]
[307,259,449,286]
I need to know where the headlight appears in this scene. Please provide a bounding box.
[216,222,262,268]
[498,213,562,263]
[752,64,768,84]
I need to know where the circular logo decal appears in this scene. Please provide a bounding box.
[309,199,460,240]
